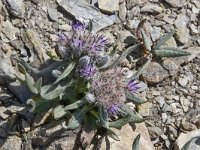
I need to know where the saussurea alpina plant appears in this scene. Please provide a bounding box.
[12,20,191,148]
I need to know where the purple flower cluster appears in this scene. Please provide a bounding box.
[57,21,108,58]
[92,67,126,116]
[127,80,140,94]
[79,64,96,79]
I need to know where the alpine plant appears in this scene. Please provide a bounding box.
[13,19,189,147]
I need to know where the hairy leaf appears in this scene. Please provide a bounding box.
[34,78,42,93]
[54,62,76,84]
[64,100,85,110]
[109,114,131,129]
[122,105,147,123]
[53,105,69,120]
[25,72,38,94]
[132,134,141,150]
[99,44,139,71]
[99,105,109,128]
[107,128,120,141]
[126,91,147,105]
[27,95,59,112]
[66,105,92,130]
[154,49,191,57]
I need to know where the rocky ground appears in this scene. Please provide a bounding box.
[0,0,199,150]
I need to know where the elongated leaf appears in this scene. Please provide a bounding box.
[41,79,75,100]
[64,100,85,110]
[109,114,131,129]
[34,78,42,93]
[109,45,118,57]
[128,54,152,80]
[154,49,191,57]
[121,105,147,123]
[99,44,139,71]
[54,62,76,84]
[99,105,109,128]
[25,73,38,94]
[153,30,175,50]
[107,128,120,141]
[126,91,147,105]
[66,105,93,130]
[53,105,69,120]
[132,134,141,150]
[87,19,93,32]
[27,95,59,112]
[141,29,152,51]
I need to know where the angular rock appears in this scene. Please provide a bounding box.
[141,62,169,84]
[8,82,32,103]
[180,120,197,131]
[137,102,151,117]
[141,4,163,14]
[47,7,59,22]
[57,0,114,33]
[4,0,25,18]
[1,136,22,150]
[126,0,139,10]
[164,0,188,8]
[175,129,200,150]
[1,20,20,40]
[21,29,49,66]
[174,13,190,44]
[119,1,126,22]
[148,126,162,139]
[0,54,16,84]
[102,123,155,150]
[98,0,119,14]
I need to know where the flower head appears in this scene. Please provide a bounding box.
[107,104,121,116]
[72,21,86,32]
[127,80,140,94]
[79,64,96,79]
[88,35,108,52]
[92,67,127,116]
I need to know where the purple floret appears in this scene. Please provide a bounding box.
[127,80,140,93]
[72,21,86,32]
[79,64,96,79]
[89,35,108,52]
[107,104,121,116]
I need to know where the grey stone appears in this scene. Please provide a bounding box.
[162,103,172,112]
[150,26,161,41]
[180,120,197,131]
[175,129,200,150]
[119,1,126,22]
[127,6,140,19]
[1,136,22,150]
[174,13,190,44]
[162,15,174,24]
[148,126,162,139]
[1,20,20,40]
[141,4,163,14]
[126,19,140,30]
[164,0,188,8]
[8,82,32,103]
[48,7,59,22]
[4,0,25,18]
[0,106,9,119]
[126,0,139,10]
[155,96,165,108]
[189,24,199,34]
[57,0,114,33]
[98,0,119,14]
[0,54,16,84]
[161,113,168,122]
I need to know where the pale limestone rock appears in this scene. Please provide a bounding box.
[98,0,119,13]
